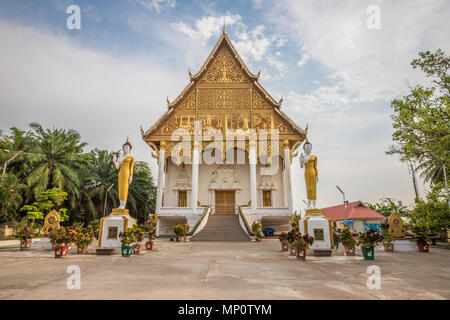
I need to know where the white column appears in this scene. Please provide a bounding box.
[191,142,199,213]
[249,140,257,211]
[283,140,294,213]
[155,142,166,213]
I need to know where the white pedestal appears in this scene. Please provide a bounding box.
[300,209,332,250]
[98,209,137,248]
[393,239,418,252]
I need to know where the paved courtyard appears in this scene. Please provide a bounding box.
[0,238,449,299]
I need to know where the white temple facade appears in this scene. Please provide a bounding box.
[142,31,306,239]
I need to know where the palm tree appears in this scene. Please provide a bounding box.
[0,127,35,178]
[128,161,156,223]
[87,150,119,217]
[25,123,87,207]
[0,173,28,223]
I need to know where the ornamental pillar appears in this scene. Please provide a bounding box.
[249,140,257,211]
[155,141,166,212]
[283,140,294,213]
[191,141,200,213]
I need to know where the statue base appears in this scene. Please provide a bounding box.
[301,209,333,250]
[98,208,136,248]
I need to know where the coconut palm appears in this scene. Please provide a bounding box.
[0,127,35,178]
[0,173,28,223]
[128,161,156,223]
[25,123,87,206]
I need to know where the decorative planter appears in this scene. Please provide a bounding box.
[77,246,88,254]
[20,240,32,249]
[121,245,132,257]
[53,246,69,258]
[295,248,306,260]
[344,245,355,256]
[289,244,296,256]
[361,247,375,260]
[281,242,289,251]
[256,237,262,242]
[383,242,394,252]
[417,243,429,252]
[145,241,154,251]
[132,243,142,255]
[175,236,183,242]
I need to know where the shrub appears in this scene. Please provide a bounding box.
[172,224,185,237]
[120,228,135,246]
[293,239,307,250]
[357,229,384,248]
[340,227,356,247]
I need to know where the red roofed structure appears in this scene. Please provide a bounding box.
[321,201,385,233]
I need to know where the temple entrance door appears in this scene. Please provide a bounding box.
[215,191,236,215]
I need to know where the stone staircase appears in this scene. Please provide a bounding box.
[191,214,250,241]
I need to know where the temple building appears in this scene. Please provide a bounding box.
[142,29,306,240]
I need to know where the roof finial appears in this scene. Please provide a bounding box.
[223,17,226,34]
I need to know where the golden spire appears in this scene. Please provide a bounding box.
[304,124,309,142]
[223,17,226,34]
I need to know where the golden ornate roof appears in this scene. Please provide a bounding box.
[142,29,306,157]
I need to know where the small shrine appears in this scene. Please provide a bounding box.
[41,210,61,235]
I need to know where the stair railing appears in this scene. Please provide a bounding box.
[238,205,253,239]
[187,206,210,237]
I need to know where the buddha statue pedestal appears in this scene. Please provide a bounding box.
[300,209,333,256]
[97,209,137,251]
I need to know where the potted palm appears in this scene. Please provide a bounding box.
[279,232,288,251]
[73,227,94,254]
[382,229,394,252]
[132,225,145,255]
[120,228,135,257]
[172,224,185,242]
[49,227,72,258]
[17,225,34,249]
[340,227,356,256]
[415,232,429,252]
[357,229,384,260]
[293,239,307,260]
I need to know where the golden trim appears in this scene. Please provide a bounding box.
[305,209,323,216]
[111,208,129,216]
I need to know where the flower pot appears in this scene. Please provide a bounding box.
[383,242,394,252]
[132,243,142,255]
[295,248,306,260]
[121,245,132,257]
[20,240,32,249]
[145,241,154,251]
[361,246,375,260]
[417,243,429,252]
[53,246,68,258]
[281,242,289,251]
[344,245,355,256]
[175,236,183,242]
[256,237,262,242]
[289,244,296,256]
[77,246,88,254]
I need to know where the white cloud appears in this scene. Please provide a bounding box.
[296,53,310,68]
[133,0,176,13]
[277,0,450,102]
[171,14,242,45]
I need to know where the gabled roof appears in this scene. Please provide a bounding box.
[321,201,385,220]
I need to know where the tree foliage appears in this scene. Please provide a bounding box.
[365,198,409,217]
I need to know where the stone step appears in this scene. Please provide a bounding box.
[191,214,250,241]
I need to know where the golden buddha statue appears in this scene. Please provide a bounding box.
[113,137,135,209]
[299,127,318,209]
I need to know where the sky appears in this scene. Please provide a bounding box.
[0,0,449,212]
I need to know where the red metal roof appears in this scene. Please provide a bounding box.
[321,201,385,220]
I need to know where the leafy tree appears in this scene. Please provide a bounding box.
[128,161,157,224]
[0,173,27,223]
[407,183,449,237]
[365,198,409,217]
[20,188,68,226]
[386,49,449,185]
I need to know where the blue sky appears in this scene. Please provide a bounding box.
[0,0,449,211]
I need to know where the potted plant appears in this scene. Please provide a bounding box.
[293,239,307,260]
[120,228,135,257]
[183,222,190,241]
[49,227,72,258]
[286,230,300,256]
[73,226,94,254]
[333,231,340,249]
[132,225,145,255]
[340,227,356,256]
[279,232,288,251]
[382,229,394,252]
[415,232,429,252]
[357,229,384,260]
[172,224,185,242]
[17,224,34,249]
[303,234,314,248]
[145,220,157,251]
[252,221,263,241]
